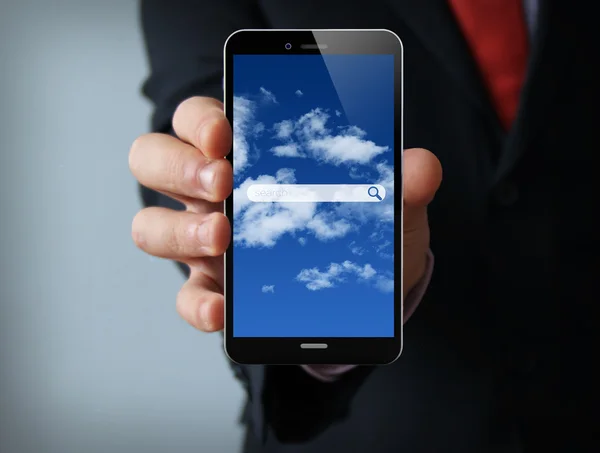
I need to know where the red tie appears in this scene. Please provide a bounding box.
[447,0,529,129]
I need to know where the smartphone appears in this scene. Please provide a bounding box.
[223,30,403,365]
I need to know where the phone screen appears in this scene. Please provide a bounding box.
[232,53,395,338]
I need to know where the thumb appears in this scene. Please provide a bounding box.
[402,148,442,295]
[403,148,443,210]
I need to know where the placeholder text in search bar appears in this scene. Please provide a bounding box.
[247,184,387,203]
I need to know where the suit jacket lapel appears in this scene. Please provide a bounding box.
[387,0,503,139]
[495,0,568,182]
[387,0,569,180]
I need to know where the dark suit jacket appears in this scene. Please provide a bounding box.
[139,1,598,452]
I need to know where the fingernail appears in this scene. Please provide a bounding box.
[198,161,217,192]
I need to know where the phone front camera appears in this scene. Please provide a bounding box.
[285,43,292,50]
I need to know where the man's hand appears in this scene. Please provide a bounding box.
[129,96,442,332]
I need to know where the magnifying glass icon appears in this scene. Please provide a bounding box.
[368,186,383,201]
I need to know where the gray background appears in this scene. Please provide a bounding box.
[0,1,244,452]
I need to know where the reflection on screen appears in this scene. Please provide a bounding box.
[232,54,395,338]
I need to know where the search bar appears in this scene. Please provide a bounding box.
[246,184,387,203]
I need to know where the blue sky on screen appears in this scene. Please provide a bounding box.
[232,54,395,337]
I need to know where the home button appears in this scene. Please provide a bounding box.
[300,343,328,349]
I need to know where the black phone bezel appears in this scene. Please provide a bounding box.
[223,30,403,365]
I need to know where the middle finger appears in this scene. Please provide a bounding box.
[130,133,232,203]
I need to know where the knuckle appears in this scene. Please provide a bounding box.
[165,215,190,257]
[168,214,210,258]
[181,160,202,192]
[163,145,192,194]
[188,218,209,252]
[181,158,209,194]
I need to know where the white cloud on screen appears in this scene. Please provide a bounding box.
[348,166,368,179]
[259,86,278,103]
[296,260,378,291]
[375,161,395,196]
[348,241,365,256]
[335,110,342,117]
[262,285,275,293]
[376,241,391,252]
[233,87,282,174]
[369,230,384,241]
[273,167,296,182]
[232,96,255,174]
[271,144,304,158]
[253,122,265,135]
[273,120,295,139]
[232,98,395,249]
[376,240,394,259]
[338,125,367,138]
[333,160,395,224]
[295,89,303,97]
[296,108,329,139]
[271,108,389,166]
[235,198,315,247]
[374,275,394,293]
[308,135,387,165]
[233,168,355,247]
[306,213,352,240]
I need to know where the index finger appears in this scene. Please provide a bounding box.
[172,96,232,159]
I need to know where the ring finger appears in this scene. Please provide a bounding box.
[132,207,230,260]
